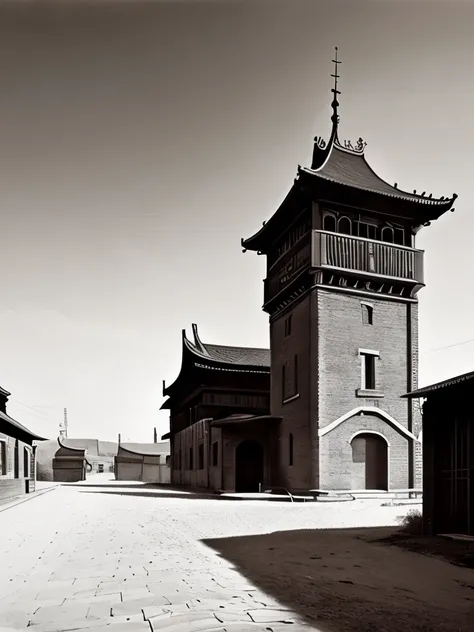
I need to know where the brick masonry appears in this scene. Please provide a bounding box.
[270,286,421,492]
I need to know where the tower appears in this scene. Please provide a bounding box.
[241,49,457,493]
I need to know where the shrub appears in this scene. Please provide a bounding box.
[398,509,423,535]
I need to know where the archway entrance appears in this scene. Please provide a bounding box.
[351,433,388,490]
[235,440,264,493]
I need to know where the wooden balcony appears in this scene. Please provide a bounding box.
[311,230,424,284]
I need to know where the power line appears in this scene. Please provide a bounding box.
[10,400,50,417]
[422,337,474,356]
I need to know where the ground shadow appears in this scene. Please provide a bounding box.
[202,527,474,632]
[374,531,474,568]
[67,483,165,489]
[77,488,245,501]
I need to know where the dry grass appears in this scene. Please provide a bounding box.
[397,509,423,535]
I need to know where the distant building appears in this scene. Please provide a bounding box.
[114,441,170,483]
[52,437,90,483]
[0,385,45,503]
[240,51,456,494]
[161,324,280,492]
[37,438,117,480]
[404,372,474,536]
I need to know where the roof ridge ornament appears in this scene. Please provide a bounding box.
[310,46,341,171]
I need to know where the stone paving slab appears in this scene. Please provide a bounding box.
[0,484,361,632]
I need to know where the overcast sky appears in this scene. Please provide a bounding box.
[0,0,472,441]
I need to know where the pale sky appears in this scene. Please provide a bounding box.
[0,0,472,442]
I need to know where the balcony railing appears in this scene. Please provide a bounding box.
[312,230,424,284]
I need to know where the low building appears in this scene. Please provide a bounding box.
[404,371,474,536]
[52,437,91,482]
[114,441,170,483]
[37,438,117,480]
[161,324,281,493]
[0,385,45,503]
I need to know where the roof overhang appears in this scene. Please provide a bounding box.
[211,414,282,428]
[403,370,474,398]
[0,411,46,441]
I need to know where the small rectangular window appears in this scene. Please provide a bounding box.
[284,314,292,337]
[212,441,219,467]
[361,304,373,325]
[294,354,298,394]
[282,364,287,401]
[198,443,204,470]
[363,354,376,390]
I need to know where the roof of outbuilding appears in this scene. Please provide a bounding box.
[119,441,170,456]
[403,370,474,398]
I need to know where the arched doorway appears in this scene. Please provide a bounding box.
[235,440,264,493]
[351,433,388,490]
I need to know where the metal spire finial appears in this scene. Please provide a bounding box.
[330,46,341,126]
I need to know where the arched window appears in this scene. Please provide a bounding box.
[323,213,336,232]
[381,226,394,243]
[289,433,294,466]
[338,216,352,235]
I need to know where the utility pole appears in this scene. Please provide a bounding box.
[153,427,157,443]
[59,408,68,439]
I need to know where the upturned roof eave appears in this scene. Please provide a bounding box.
[298,167,457,216]
[241,181,301,252]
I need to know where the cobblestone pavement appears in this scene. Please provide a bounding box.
[0,481,408,631]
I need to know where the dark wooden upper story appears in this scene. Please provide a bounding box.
[241,64,457,313]
[161,324,270,437]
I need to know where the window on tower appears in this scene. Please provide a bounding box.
[361,303,374,325]
[364,354,376,390]
[381,226,394,243]
[357,349,383,398]
[284,314,292,336]
[282,356,300,404]
[323,213,337,232]
[338,216,352,235]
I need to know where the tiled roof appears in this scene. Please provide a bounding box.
[57,438,99,455]
[202,343,270,367]
[403,370,474,398]
[301,144,456,206]
[119,441,170,456]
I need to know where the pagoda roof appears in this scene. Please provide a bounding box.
[242,48,457,253]
[299,142,456,208]
[161,324,270,406]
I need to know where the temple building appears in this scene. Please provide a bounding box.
[161,324,277,492]
[241,48,457,494]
